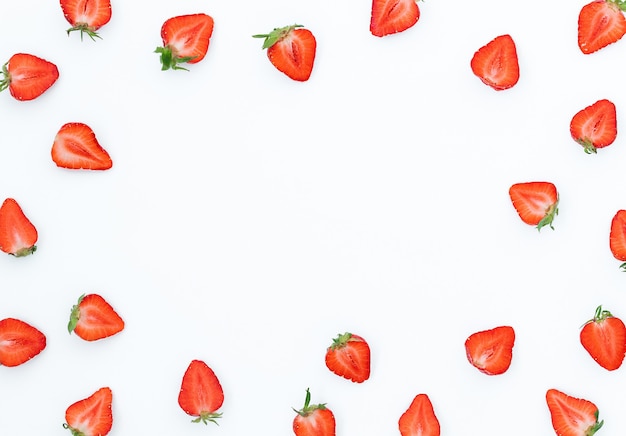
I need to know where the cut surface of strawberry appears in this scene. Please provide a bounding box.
[0,318,46,367]
[0,53,59,101]
[470,34,519,91]
[155,13,214,71]
[508,181,559,231]
[570,99,617,154]
[68,294,124,341]
[578,0,626,54]
[325,332,371,383]
[609,209,626,270]
[580,305,626,371]
[64,387,113,436]
[370,0,420,37]
[60,0,112,40]
[253,24,316,82]
[52,122,113,170]
[178,359,224,425]
[293,389,335,436]
[0,198,38,257]
[465,325,515,375]
[398,393,440,436]
[546,389,603,436]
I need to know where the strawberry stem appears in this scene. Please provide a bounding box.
[536,195,559,231]
[154,46,196,71]
[252,24,304,49]
[0,61,10,93]
[293,388,327,417]
[191,411,222,425]
[67,24,102,41]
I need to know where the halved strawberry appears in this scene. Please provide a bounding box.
[0,318,46,367]
[293,389,335,436]
[609,209,626,270]
[155,13,214,71]
[178,359,224,424]
[508,181,559,231]
[465,325,515,375]
[64,387,113,436]
[253,24,316,82]
[546,389,603,436]
[370,0,420,37]
[398,394,440,436]
[470,34,519,91]
[0,53,59,101]
[0,198,38,257]
[52,122,113,170]
[580,305,626,371]
[325,332,371,383]
[570,99,617,154]
[68,294,124,341]
[60,0,112,41]
[578,0,626,54]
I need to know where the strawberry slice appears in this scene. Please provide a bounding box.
[370,0,420,37]
[68,294,124,341]
[508,181,559,231]
[546,389,604,436]
[470,34,519,91]
[0,318,46,367]
[253,24,317,82]
[578,0,626,54]
[465,325,515,375]
[52,122,113,170]
[178,359,224,424]
[60,0,112,41]
[610,209,626,270]
[155,13,214,71]
[292,389,336,436]
[0,198,38,257]
[325,332,371,383]
[0,53,59,101]
[64,387,113,436]
[570,99,617,154]
[580,305,626,371]
[398,394,440,436]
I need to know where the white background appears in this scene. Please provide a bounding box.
[2,0,626,434]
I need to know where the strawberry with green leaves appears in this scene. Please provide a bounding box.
[0,198,38,257]
[580,305,626,370]
[471,34,519,91]
[293,389,335,436]
[465,325,515,375]
[64,387,113,436]
[578,0,626,54]
[60,0,112,41]
[546,389,603,436]
[609,210,626,270]
[253,24,316,82]
[155,13,214,71]
[509,181,559,231]
[178,359,224,425]
[398,394,440,436]
[0,318,46,367]
[570,99,617,154]
[370,0,420,37]
[52,122,113,170]
[68,294,124,341]
[325,332,370,383]
[0,53,59,101]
